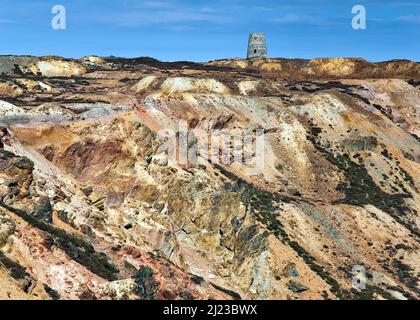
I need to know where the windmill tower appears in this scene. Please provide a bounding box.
[247,32,267,59]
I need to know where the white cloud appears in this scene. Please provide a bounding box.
[272,13,325,25]
[0,18,14,24]
[199,6,217,13]
[396,15,420,22]
[109,9,233,27]
[140,1,173,9]
[389,2,420,7]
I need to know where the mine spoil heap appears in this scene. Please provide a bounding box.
[0,54,419,300]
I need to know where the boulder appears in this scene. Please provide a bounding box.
[33,196,52,223]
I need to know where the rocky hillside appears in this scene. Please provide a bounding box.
[0,55,419,300]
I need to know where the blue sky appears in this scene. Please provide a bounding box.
[0,0,419,61]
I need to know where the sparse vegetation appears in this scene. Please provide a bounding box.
[0,202,119,281]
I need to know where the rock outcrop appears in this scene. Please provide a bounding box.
[0,55,419,300]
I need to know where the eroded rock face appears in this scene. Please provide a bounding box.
[0,56,419,300]
[30,60,87,78]
[0,211,15,247]
[0,148,231,300]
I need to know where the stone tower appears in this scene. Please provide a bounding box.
[247,32,267,59]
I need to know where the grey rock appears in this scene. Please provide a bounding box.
[36,178,47,187]
[4,179,18,187]
[15,157,34,171]
[33,196,52,223]
[288,280,309,293]
[284,262,299,277]
[82,186,93,196]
